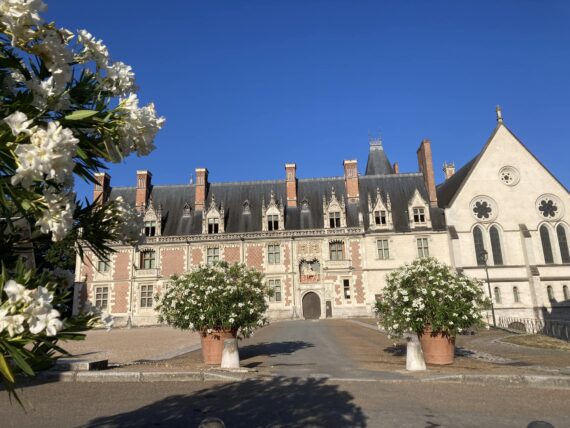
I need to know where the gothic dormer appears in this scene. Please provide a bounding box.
[368,187,392,230]
[408,188,432,229]
[202,194,225,234]
[143,197,162,237]
[182,202,192,218]
[262,190,285,231]
[323,187,347,229]
[242,200,251,215]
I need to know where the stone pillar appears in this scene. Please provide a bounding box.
[136,170,152,211]
[343,159,359,203]
[417,139,438,207]
[195,168,208,211]
[93,172,110,205]
[285,163,297,207]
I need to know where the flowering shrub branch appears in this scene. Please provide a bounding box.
[375,257,490,338]
[0,0,163,401]
[156,262,272,338]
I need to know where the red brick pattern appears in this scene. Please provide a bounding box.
[246,245,263,270]
[113,252,131,281]
[112,282,129,313]
[223,246,241,263]
[161,248,185,277]
[283,244,292,305]
[350,241,365,304]
[191,248,203,266]
[335,284,342,305]
[80,252,94,283]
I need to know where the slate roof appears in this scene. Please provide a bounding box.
[108,173,446,236]
[365,140,394,176]
[436,155,478,208]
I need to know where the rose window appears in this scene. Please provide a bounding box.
[498,166,520,187]
[470,196,497,222]
[536,194,563,220]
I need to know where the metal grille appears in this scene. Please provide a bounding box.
[498,317,570,341]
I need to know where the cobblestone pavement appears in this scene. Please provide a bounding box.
[59,326,201,364]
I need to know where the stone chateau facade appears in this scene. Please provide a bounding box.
[74,111,570,325]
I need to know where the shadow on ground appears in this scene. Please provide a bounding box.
[83,377,367,428]
[239,340,314,359]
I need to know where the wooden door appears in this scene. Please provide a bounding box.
[302,292,321,319]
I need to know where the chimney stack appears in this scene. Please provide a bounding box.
[393,162,399,174]
[136,170,152,211]
[195,168,208,211]
[285,163,297,207]
[93,172,111,205]
[417,139,438,207]
[443,162,456,180]
[343,160,360,203]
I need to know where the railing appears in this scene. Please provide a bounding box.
[498,317,570,342]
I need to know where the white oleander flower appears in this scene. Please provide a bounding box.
[77,29,109,69]
[3,279,31,304]
[30,286,53,307]
[104,61,136,96]
[31,27,74,93]
[0,312,26,337]
[3,111,33,136]
[0,0,46,46]
[35,188,76,241]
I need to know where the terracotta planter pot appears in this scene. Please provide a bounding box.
[200,330,237,365]
[419,328,456,365]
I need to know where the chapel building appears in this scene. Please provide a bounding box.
[74,111,570,325]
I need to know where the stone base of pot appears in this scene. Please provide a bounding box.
[200,330,236,365]
[419,329,455,365]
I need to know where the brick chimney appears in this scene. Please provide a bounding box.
[195,168,208,211]
[443,162,456,180]
[393,162,399,174]
[417,139,438,207]
[136,170,152,211]
[93,172,110,205]
[285,163,297,207]
[343,160,359,203]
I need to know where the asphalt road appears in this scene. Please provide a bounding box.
[2,380,568,427]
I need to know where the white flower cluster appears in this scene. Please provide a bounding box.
[0,0,46,45]
[0,280,63,338]
[115,94,165,159]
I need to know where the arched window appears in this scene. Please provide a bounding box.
[563,285,569,301]
[546,285,554,301]
[540,225,554,264]
[473,226,486,266]
[513,286,520,303]
[494,287,501,304]
[557,225,570,263]
[490,226,504,266]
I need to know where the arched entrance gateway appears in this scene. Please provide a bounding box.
[302,292,321,319]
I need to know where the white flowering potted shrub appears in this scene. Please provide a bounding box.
[375,257,490,365]
[0,0,163,402]
[156,262,272,365]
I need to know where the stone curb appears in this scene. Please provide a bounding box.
[32,370,570,389]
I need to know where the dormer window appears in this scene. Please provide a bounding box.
[262,191,284,232]
[368,188,392,230]
[374,210,387,226]
[329,212,341,228]
[208,217,219,234]
[268,214,279,231]
[144,220,156,237]
[323,187,347,229]
[413,208,426,224]
[202,194,225,234]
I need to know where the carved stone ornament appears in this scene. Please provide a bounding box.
[470,196,498,222]
[498,166,520,187]
[297,240,321,257]
[536,194,563,220]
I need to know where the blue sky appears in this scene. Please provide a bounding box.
[46,1,570,200]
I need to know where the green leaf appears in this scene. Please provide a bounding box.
[64,110,99,121]
[4,343,34,376]
[0,354,15,383]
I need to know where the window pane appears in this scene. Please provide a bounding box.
[547,286,554,301]
[557,225,570,263]
[490,226,503,265]
[494,287,501,303]
[513,287,520,303]
[343,279,350,299]
[540,226,554,264]
[473,227,486,266]
[563,285,569,300]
